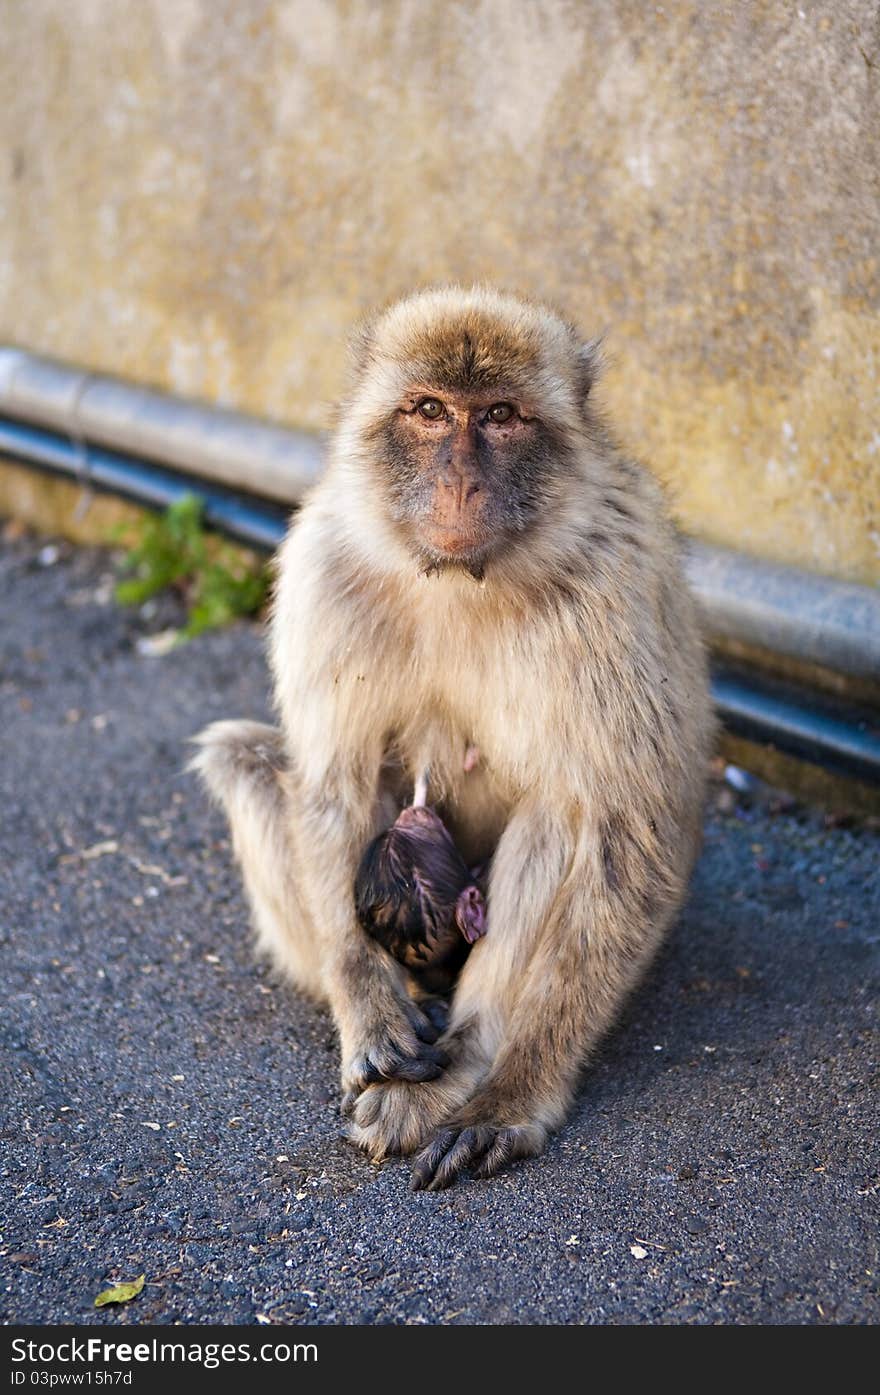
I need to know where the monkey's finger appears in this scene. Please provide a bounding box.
[354,1043,449,1090]
[383,1039,449,1069]
[409,1014,440,1045]
[402,1000,441,1044]
[345,1053,400,1090]
[359,1058,386,1086]
[389,1055,447,1083]
[384,1041,450,1080]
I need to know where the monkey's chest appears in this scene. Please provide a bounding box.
[386,706,510,866]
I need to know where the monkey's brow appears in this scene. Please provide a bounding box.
[399,387,529,410]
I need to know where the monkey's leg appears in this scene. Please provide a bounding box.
[406,806,684,1189]
[192,720,449,1092]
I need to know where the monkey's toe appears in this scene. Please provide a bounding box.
[340,1089,360,1120]
[410,1125,492,1190]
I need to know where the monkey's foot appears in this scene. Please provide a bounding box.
[344,1074,466,1161]
[409,1120,546,1190]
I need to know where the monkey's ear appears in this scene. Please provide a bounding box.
[349,320,376,375]
[576,336,604,399]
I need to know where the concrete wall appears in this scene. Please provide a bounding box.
[1,0,878,583]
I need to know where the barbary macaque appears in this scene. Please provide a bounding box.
[354,772,487,995]
[192,285,714,1189]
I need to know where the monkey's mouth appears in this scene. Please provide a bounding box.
[423,520,485,552]
[420,521,493,564]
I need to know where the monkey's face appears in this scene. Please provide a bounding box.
[382,389,559,575]
[349,289,594,578]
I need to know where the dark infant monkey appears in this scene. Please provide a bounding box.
[354,772,487,995]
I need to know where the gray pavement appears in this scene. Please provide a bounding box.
[1,530,878,1326]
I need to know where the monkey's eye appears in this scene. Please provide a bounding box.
[487,402,514,424]
[417,398,446,420]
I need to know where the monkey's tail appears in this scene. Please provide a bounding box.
[188,719,289,803]
[188,720,327,1001]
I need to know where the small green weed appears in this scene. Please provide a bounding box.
[114,495,269,640]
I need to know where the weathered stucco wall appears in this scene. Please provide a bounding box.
[1,0,878,583]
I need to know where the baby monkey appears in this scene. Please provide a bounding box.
[354,772,487,995]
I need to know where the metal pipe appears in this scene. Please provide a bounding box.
[712,668,880,786]
[685,540,880,683]
[0,417,289,553]
[1,410,878,786]
[0,347,323,506]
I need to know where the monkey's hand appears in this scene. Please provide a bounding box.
[339,992,450,1108]
[409,1116,547,1190]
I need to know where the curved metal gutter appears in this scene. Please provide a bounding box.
[0,347,323,506]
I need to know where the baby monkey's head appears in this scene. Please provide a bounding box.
[354,804,486,996]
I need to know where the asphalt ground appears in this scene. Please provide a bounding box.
[1,529,878,1326]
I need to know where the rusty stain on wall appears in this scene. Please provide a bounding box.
[1,0,877,582]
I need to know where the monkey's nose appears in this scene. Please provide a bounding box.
[439,472,481,508]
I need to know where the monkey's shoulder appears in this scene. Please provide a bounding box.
[276,503,405,626]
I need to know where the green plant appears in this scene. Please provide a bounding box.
[114,495,269,640]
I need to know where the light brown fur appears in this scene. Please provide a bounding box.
[192,285,714,1187]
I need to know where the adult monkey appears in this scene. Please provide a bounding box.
[193,286,713,1189]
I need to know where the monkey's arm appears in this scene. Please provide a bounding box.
[272,522,449,1096]
[290,766,452,1096]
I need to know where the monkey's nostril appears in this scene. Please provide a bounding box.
[465,481,481,502]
